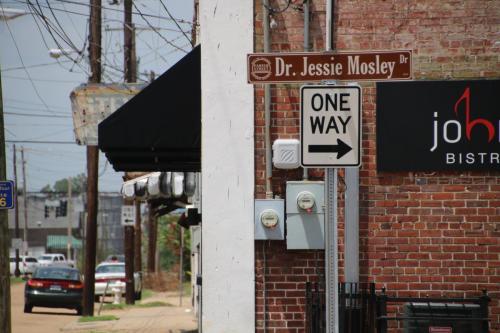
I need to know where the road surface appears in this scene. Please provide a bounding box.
[10,281,80,333]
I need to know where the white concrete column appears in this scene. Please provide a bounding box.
[200,1,255,332]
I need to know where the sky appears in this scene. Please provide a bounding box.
[0,0,194,192]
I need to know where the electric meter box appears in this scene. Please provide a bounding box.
[272,139,300,169]
[255,199,285,240]
[286,181,325,249]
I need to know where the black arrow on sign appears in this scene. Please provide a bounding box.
[308,139,352,159]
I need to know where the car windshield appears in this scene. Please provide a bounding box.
[33,267,80,281]
[39,256,53,260]
[96,265,125,274]
[26,258,37,263]
[105,255,125,262]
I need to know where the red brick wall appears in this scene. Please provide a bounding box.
[254,1,500,332]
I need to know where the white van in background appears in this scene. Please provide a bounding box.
[9,256,39,275]
[37,253,75,268]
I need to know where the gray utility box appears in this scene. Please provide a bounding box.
[255,199,285,240]
[286,181,325,249]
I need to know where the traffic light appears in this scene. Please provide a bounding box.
[60,200,68,216]
[44,205,49,218]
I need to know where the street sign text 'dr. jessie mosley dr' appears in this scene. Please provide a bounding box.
[248,50,412,83]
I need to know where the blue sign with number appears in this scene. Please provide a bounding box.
[0,181,15,209]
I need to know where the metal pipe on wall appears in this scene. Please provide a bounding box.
[302,0,310,180]
[262,3,272,332]
[263,0,273,199]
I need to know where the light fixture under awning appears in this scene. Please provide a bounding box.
[98,45,201,172]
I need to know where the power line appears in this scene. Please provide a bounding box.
[2,74,81,83]
[27,0,91,76]
[159,0,191,46]
[4,98,68,110]
[4,104,69,114]
[4,111,71,118]
[6,140,75,144]
[51,0,193,24]
[1,7,54,114]
[2,59,75,72]
[132,1,188,54]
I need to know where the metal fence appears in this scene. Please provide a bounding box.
[305,284,490,333]
[376,288,490,333]
[306,282,377,333]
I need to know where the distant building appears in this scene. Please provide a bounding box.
[8,192,124,260]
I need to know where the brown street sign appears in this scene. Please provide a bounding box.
[247,50,412,83]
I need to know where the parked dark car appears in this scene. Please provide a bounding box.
[24,266,83,315]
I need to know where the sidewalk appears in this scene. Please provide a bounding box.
[61,292,198,333]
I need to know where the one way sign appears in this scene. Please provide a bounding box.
[300,85,361,167]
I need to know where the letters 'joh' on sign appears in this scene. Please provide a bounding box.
[248,50,412,83]
[301,85,362,168]
[0,181,15,209]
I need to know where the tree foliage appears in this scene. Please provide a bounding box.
[41,173,87,194]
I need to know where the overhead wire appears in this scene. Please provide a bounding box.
[0,5,54,114]
[44,0,81,51]
[3,104,69,114]
[27,0,91,77]
[4,112,71,118]
[132,1,188,54]
[51,0,193,24]
[6,140,76,144]
[3,74,82,83]
[2,59,76,72]
[26,0,89,76]
[159,0,191,46]
[59,0,84,42]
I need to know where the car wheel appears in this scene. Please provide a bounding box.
[134,291,142,300]
[94,295,100,303]
[76,306,83,315]
[24,304,32,313]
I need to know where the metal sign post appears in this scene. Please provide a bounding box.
[300,81,362,333]
[325,167,338,333]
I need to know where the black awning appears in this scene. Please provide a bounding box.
[98,45,200,172]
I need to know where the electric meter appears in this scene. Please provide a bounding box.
[260,209,279,228]
[297,191,315,211]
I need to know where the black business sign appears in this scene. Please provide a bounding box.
[377,80,499,171]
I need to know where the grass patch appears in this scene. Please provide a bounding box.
[10,277,24,284]
[78,315,119,323]
[102,301,171,311]
[183,282,192,296]
[135,301,172,308]
[141,289,154,299]
[102,303,126,310]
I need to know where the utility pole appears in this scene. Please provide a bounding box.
[124,0,136,83]
[67,177,72,261]
[123,0,136,305]
[179,227,184,306]
[0,64,12,333]
[21,147,28,256]
[13,145,20,277]
[134,199,141,272]
[147,204,156,273]
[83,0,101,317]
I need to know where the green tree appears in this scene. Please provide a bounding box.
[40,184,52,193]
[157,213,191,275]
[44,173,87,194]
